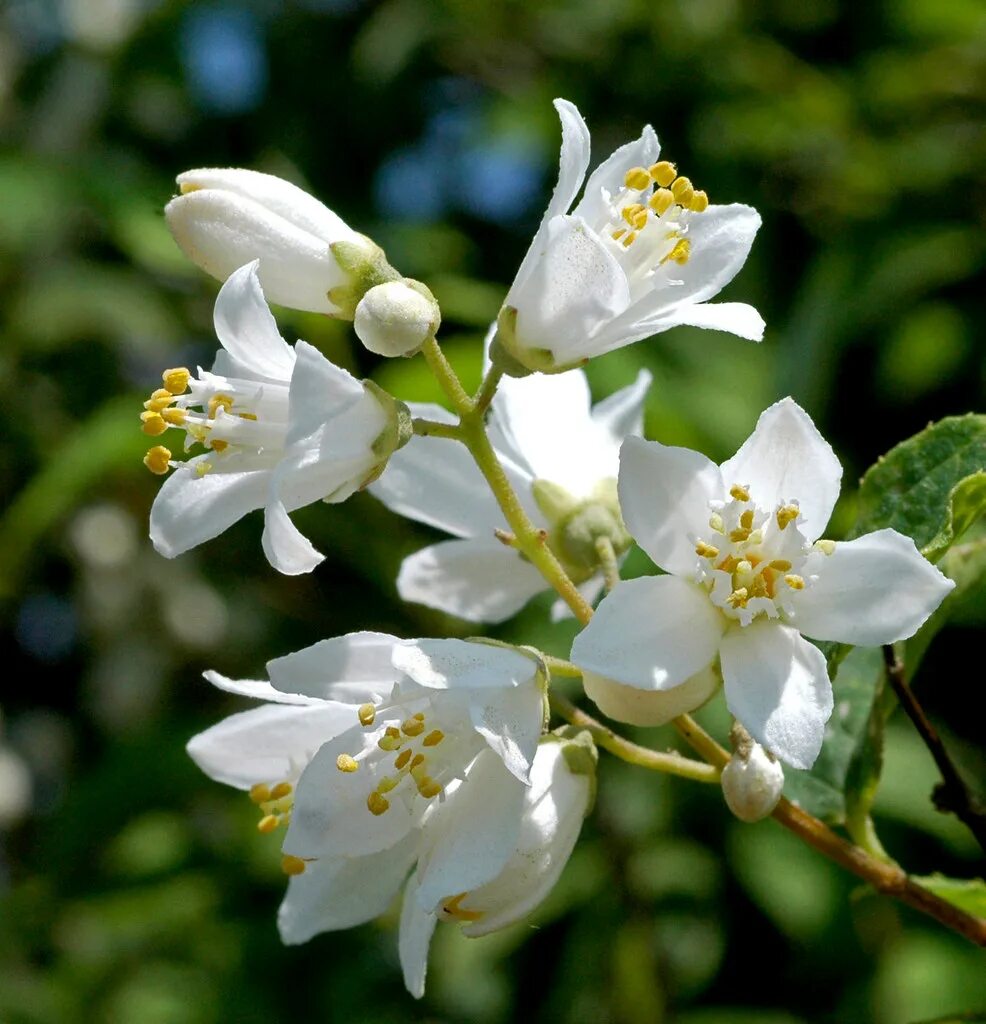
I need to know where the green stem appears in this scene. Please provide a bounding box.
[551,693,720,783]
[473,364,504,415]
[595,535,621,593]
[421,337,472,414]
[412,417,462,440]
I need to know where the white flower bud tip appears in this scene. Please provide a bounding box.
[354,280,440,357]
[721,741,784,823]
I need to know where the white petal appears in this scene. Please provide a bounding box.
[618,435,724,575]
[278,841,417,943]
[589,368,653,444]
[186,702,353,789]
[469,682,543,782]
[392,638,541,692]
[573,124,661,227]
[508,215,630,361]
[396,538,547,624]
[370,405,506,538]
[201,669,322,706]
[792,529,955,645]
[176,168,356,244]
[719,398,842,543]
[720,621,833,769]
[399,874,437,999]
[149,458,272,558]
[570,575,723,692]
[653,301,765,342]
[261,492,324,575]
[583,663,720,727]
[414,749,526,912]
[286,340,366,448]
[212,261,296,382]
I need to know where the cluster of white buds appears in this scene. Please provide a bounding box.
[151,97,955,999]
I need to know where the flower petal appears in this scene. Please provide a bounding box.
[469,682,543,782]
[618,435,724,575]
[399,873,437,999]
[286,340,366,448]
[212,261,296,382]
[652,301,765,342]
[396,538,547,624]
[278,840,417,943]
[792,529,955,645]
[392,638,541,692]
[589,369,653,445]
[583,663,720,727]
[720,620,832,769]
[413,748,526,913]
[570,575,724,692]
[573,124,661,227]
[186,702,353,789]
[201,669,322,705]
[261,491,324,575]
[719,397,842,543]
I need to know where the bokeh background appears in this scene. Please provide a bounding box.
[2,0,985,1021]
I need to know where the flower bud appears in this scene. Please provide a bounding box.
[165,168,401,317]
[721,740,784,823]
[583,664,720,726]
[354,280,441,357]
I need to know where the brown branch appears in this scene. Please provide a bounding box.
[882,645,986,855]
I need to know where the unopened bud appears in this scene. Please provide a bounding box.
[721,741,784,823]
[354,280,441,357]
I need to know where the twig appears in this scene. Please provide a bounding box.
[882,645,986,855]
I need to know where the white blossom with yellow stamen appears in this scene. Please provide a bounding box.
[571,398,954,768]
[145,261,410,575]
[492,99,764,375]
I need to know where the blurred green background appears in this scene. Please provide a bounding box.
[1,0,985,1021]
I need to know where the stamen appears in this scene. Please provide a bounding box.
[394,749,412,770]
[144,389,174,412]
[209,439,229,453]
[269,782,293,800]
[378,726,403,752]
[727,588,749,608]
[422,730,445,747]
[417,778,442,799]
[649,161,677,187]
[367,792,390,816]
[670,176,694,204]
[729,527,751,543]
[624,166,652,191]
[162,367,191,395]
[611,228,627,242]
[709,512,725,534]
[689,190,709,212]
[750,575,769,598]
[729,484,750,502]
[336,754,359,773]
[410,754,425,771]
[401,717,426,738]
[161,407,187,426]
[281,855,307,876]
[665,239,690,265]
[143,446,172,475]
[739,510,754,531]
[695,541,720,559]
[776,505,799,530]
[249,783,271,805]
[784,574,805,590]
[257,815,279,834]
[815,539,836,556]
[735,560,753,575]
[140,411,168,437]
[648,187,674,215]
[769,559,792,572]
[358,703,376,727]
[621,230,638,247]
[622,203,646,225]
[376,776,399,794]
[208,394,234,419]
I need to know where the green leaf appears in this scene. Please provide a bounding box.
[852,414,986,558]
[782,646,884,824]
[910,874,986,917]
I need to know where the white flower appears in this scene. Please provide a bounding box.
[398,733,595,998]
[492,99,764,375]
[186,634,551,998]
[570,398,954,769]
[166,168,399,316]
[354,279,441,357]
[144,261,408,575]
[720,740,784,823]
[371,363,652,622]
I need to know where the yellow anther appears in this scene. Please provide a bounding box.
[730,484,751,502]
[208,394,234,419]
[727,588,749,608]
[666,239,691,265]
[729,527,750,544]
[751,575,769,598]
[442,893,484,922]
[161,407,187,426]
[695,541,720,559]
[631,208,649,230]
[815,539,836,556]
[143,446,172,475]
[717,554,738,573]
[621,231,638,247]
[144,389,174,412]
[739,509,755,531]
[785,574,806,590]
[648,187,675,215]
[411,764,429,785]
[689,190,709,212]
[376,776,399,794]
[423,730,445,747]
[649,161,677,187]
[709,512,725,534]
[195,462,212,478]
[736,560,753,575]
[611,228,627,242]
[281,854,307,876]
[358,703,376,727]
[394,749,413,770]
[624,166,652,191]
[269,782,293,800]
[401,718,425,737]
[378,727,403,752]
[140,412,168,437]
[671,176,694,201]
[769,559,793,572]
[367,791,390,816]
[209,439,229,453]
[239,412,258,421]
[410,754,425,771]
[776,505,799,530]
[336,754,359,773]
[417,778,442,799]
[249,783,271,805]
[162,367,191,395]
[622,202,646,225]
[257,814,279,834]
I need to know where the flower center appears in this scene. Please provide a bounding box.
[139,366,289,476]
[692,483,818,627]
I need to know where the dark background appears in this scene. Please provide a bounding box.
[1,0,985,1021]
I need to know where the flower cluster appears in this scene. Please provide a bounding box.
[149,98,954,997]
